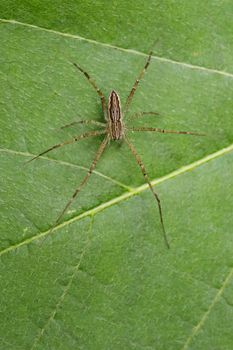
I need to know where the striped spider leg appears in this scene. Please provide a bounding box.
[28,51,204,247]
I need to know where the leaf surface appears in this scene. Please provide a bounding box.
[0,7,233,350]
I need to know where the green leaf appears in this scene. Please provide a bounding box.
[0,5,233,349]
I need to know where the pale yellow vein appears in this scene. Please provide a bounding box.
[0,147,132,191]
[1,18,233,79]
[181,267,233,350]
[30,217,94,349]
[0,143,232,257]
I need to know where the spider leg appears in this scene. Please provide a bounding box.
[73,62,107,118]
[127,127,206,136]
[60,119,106,130]
[124,136,170,249]
[26,130,106,163]
[47,135,109,236]
[124,51,153,116]
[128,111,160,121]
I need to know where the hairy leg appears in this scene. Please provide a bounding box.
[127,126,205,136]
[73,62,107,118]
[48,135,109,234]
[124,52,153,116]
[128,111,160,121]
[26,130,106,163]
[60,119,106,130]
[124,136,170,249]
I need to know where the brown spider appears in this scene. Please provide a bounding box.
[28,51,204,248]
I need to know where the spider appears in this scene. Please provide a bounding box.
[28,51,204,248]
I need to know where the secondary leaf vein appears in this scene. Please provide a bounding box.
[1,19,233,79]
[0,147,132,190]
[30,217,94,349]
[181,267,233,350]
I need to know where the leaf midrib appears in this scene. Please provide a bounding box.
[1,143,232,257]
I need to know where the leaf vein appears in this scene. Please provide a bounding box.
[181,267,233,350]
[30,217,94,349]
[0,147,132,190]
[1,18,233,79]
[0,143,232,257]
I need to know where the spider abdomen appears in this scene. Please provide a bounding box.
[108,90,124,140]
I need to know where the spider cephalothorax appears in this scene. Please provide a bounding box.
[108,90,124,140]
